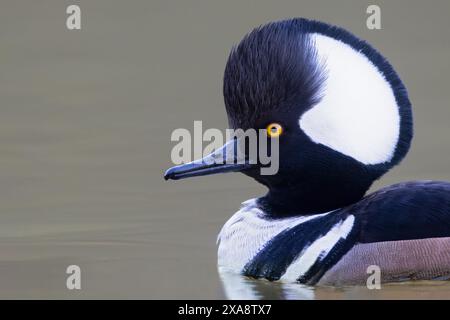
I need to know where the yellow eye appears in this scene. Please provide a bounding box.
[266,123,283,138]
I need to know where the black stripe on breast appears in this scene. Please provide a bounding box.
[297,225,359,285]
[242,210,354,282]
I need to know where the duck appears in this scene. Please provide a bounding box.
[164,18,450,286]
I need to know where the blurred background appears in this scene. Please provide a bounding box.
[0,0,449,298]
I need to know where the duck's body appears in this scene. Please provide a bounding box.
[218,181,450,285]
[165,18,450,286]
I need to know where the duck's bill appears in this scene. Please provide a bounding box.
[164,139,253,180]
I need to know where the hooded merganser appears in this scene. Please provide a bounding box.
[164,18,450,285]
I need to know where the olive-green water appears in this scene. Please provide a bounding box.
[1,1,450,299]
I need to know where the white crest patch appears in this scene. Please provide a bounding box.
[217,199,331,273]
[280,215,355,282]
[299,34,400,165]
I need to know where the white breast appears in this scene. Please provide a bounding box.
[217,199,330,273]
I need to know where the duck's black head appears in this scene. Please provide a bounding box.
[165,18,413,216]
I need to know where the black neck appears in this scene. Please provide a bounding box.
[258,178,373,217]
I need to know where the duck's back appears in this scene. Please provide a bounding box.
[218,181,450,285]
[322,180,450,285]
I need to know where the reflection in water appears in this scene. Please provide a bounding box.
[219,267,450,300]
[219,268,315,300]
